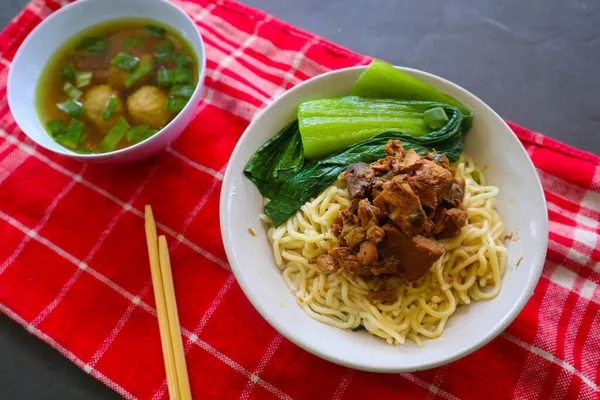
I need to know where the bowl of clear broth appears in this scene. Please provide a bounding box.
[8,0,205,163]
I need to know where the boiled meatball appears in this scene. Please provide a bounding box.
[107,54,152,91]
[81,85,124,134]
[127,85,173,129]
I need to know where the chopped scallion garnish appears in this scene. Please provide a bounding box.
[174,67,192,84]
[46,120,66,137]
[75,72,93,88]
[123,37,144,49]
[169,84,194,99]
[57,99,85,118]
[126,124,150,142]
[145,24,166,38]
[172,51,192,67]
[60,64,75,81]
[157,66,174,87]
[111,52,140,71]
[55,119,86,149]
[75,36,108,53]
[124,61,153,87]
[154,41,174,63]
[100,116,130,151]
[63,82,82,100]
[165,96,188,112]
[102,96,120,121]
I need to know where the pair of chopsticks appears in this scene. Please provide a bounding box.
[144,205,192,400]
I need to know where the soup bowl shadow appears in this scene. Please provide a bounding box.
[220,66,548,372]
[7,0,206,164]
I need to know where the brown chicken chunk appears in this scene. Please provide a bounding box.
[330,247,370,275]
[379,224,445,280]
[409,159,453,209]
[341,162,375,199]
[400,148,423,173]
[316,254,337,273]
[373,174,426,237]
[384,140,406,157]
[441,208,468,236]
[357,241,378,265]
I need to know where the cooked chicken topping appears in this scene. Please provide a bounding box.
[323,140,468,283]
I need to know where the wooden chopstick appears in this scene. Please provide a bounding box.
[158,235,192,400]
[144,205,184,400]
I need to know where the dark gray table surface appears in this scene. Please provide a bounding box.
[1,0,598,399]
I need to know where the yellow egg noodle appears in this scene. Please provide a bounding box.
[261,155,507,346]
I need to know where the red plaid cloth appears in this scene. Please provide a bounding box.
[1,0,599,398]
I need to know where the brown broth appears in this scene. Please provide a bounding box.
[37,18,198,154]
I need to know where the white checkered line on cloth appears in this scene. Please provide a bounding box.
[151,274,237,400]
[239,334,285,399]
[0,163,85,276]
[0,207,293,399]
[0,130,229,270]
[0,302,136,399]
[29,164,161,330]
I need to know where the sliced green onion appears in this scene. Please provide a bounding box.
[75,148,93,154]
[145,24,166,38]
[123,37,144,49]
[111,52,139,71]
[46,120,66,137]
[55,119,86,149]
[124,61,153,87]
[144,129,159,140]
[126,124,150,142]
[75,36,108,53]
[165,96,188,112]
[154,41,174,63]
[174,67,192,84]
[61,64,75,81]
[102,96,120,121]
[172,51,192,67]
[100,116,130,151]
[424,107,449,130]
[57,99,85,118]
[471,169,481,184]
[169,84,194,99]
[157,66,174,86]
[75,72,93,88]
[63,82,82,100]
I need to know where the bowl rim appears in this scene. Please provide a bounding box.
[220,65,549,372]
[7,0,206,160]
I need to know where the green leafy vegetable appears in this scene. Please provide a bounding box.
[46,120,66,137]
[351,59,473,128]
[145,24,166,38]
[75,36,108,53]
[55,119,86,149]
[244,121,304,198]
[424,107,448,130]
[154,41,174,63]
[126,125,150,142]
[169,84,194,98]
[102,96,119,121]
[123,37,144,49]
[298,96,463,159]
[57,99,85,118]
[352,325,366,332]
[173,51,191,67]
[165,96,188,112]
[75,72,93,88]
[124,61,153,87]
[61,64,75,81]
[63,82,82,100]
[174,67,192,84]
[100,116,129,151]
[263,130,464,227]
[111,52,140,71]
[157,66,174,86]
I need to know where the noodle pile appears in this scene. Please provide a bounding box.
[261,155,507,346]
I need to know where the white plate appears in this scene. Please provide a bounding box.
[220,66,548,372]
